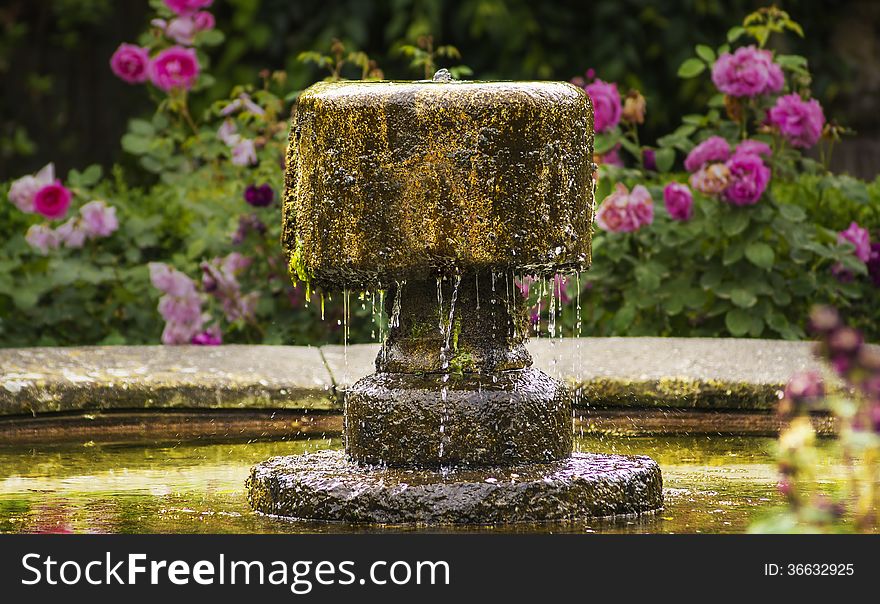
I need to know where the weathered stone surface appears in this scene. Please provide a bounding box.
[283,80,594,290]
[376,274,531,374]
[323,337,855,410]
[0,345,334,416]
[346,368,571,467]
[246,450,662,523]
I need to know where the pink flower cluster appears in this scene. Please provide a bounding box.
[200,253,259,322]
[149,262,212,345]
[582,79,621,133]
[685,137,771,206]
[838,222,871,263]
[109,2,214,91]
[7,163,72,219]
[25,200,119,254]
[711,45,783,98]
[767,93,825,149]
[595,183,654,233]
[218,120,258,167]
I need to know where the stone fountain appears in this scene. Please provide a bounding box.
[246,72,662,523]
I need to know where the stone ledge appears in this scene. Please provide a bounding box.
[0,338,862,417]
[0,345,334,416]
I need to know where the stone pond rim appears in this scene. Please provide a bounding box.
[282,79,595,291]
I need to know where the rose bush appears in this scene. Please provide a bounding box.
[0,5,877,346]
[543,7,878,341]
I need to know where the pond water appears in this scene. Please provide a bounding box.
[0,434,847,534]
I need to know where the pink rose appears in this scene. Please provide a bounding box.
[33,182,72,220]
[684,136,730,172]
[149,262,198,297]
[193,11,215,31]
[110,43,151,84]
[25,224,61,254]
[7,163,54,213]
[595,183,653,233]
[597,145,623,167]
[767,93,825,149]
[663,182,694,221]
[231,139,257,166]
[79,200,119,238]
[191,326,222,346]
[736,139,772,158]
[583,79,622,133]
[164,0,213,15]
[56,219,87,248]
[166,17,198,45]
[148,46,200,92]
[158,294,203,324]
[838,222,871,263]
[711,45,784,97]
[628,184,654,226]
[689,163,730,195]
[723,153,771,206]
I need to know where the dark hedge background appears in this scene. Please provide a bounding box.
[2,0,878,181]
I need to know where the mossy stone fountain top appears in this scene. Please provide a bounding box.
[282,76,594,290]
[248,73,663,523]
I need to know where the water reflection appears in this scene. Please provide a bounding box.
[0,435,849,534]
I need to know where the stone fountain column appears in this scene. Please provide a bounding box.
[247,75,662,523]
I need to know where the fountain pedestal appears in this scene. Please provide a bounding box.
[246,78,662,523]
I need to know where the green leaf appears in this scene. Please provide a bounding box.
[634,264,662,291]
[700,269,723,290]
[725,308,752,336]
[129,119,155,136]
[727,26,746,42]
[778,204,806,222]
[677,58,706,78]
[121,133,151,155]
[723,242,744,265]
[79,164,103,187]
[695,45,716,63]
[653,148,675,172]
[745,242,775,269]
[196,29,225,46]
[722,211,750,236]
[730,288,758,308]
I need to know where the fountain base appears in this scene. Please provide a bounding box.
[246,450,662,524]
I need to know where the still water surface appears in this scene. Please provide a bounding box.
[0,435,845,533]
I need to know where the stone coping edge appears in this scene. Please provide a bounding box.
[0,338,861,417]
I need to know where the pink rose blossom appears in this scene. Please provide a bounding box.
[158,295,203,324]
[767,93,825,149]
[736,139,772,158]
[711,45,784,97]
[217,119,240,146]
[148,46,200,92]
[191,326,222,345]
[33,182,72,220]
[149,262,198,297]
[663,182,694,221]
[166,17,198,45]
[25,224,61,254]
[628,184,654,226]
[56,219,87,248]
[193,11,215,31]
[7,163,54,213]
[583,79,621,133]
[220,93,265,116]
[110,44,151,84]
[164,0,213,15]
[723,153,771,206]
[689,163,730,195]
[231,139,257,166]
[79,200,119,238]
[684,136,731,172]
[598,145,623,167]
[595,183,653,233]
[838,222,871,263]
